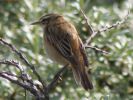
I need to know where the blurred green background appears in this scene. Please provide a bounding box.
[0,0,133,100]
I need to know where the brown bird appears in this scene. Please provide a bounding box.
[31,13,93,90]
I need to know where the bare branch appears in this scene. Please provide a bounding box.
[0,38,47,91]
[0,60,48,99]
[85,45,110,54]
[0,60,23,72]
[80,8,94,35]
[82,9,130,46]
[0,72,41,99]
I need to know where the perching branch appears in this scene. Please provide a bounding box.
[47,64,69,93]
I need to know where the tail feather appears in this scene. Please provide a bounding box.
[80,70,93,90]
[72,67,81,85]
[72,66,93,90]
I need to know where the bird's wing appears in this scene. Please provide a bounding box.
[46,26,77,64]
[45,21,89,67]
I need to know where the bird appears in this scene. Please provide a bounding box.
[31,13,93,90]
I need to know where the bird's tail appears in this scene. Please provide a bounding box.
[72,65,93,90]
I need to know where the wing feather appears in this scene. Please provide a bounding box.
[47,27,73,60]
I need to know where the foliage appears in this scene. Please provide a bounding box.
[0,0,133,100]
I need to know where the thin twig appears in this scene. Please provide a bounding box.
[80,8,94,35]
[0,71,18,78]
[84,9,130,46]
[0,60,23,72]
[85,45,110,54]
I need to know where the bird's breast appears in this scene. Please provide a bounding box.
[43,35,69,65]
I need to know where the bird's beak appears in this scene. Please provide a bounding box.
[30,21,40,25]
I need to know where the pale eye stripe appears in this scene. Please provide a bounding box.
[40,14,51,22]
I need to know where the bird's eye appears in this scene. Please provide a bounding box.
[41,16,51,23]
[40,20,45,24]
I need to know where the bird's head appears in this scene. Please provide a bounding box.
[31,13,62,26]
